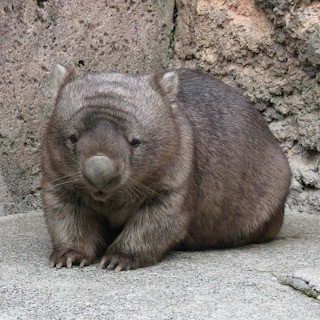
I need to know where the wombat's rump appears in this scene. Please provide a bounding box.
[41,66,291,271]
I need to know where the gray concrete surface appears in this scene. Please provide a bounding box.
[0,211,319,320]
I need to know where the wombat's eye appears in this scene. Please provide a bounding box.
[68,134,78,144]
[130,138,141,148]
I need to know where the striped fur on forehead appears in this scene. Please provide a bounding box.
[56,72,165,124]
[75,95,140,132]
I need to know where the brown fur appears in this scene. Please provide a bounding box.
[41,66,291,271]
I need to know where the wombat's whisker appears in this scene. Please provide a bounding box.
[124,182,145,200]
[52,179,79,188]
[126,177,151,199]
[123,186,136,203]
[128,177,167,200]
[50,172,81,184]
[64,153,80,164]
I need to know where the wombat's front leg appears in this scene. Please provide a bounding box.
[43,187,102,268]
[99,193,191,271]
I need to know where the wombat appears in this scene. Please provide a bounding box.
[41,65,291,271]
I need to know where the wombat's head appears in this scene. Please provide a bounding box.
[44,65,180,201]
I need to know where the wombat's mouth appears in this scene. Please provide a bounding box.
[91,190,109,202]
[83,175,122,202]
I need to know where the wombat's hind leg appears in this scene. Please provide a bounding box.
[247,204,285,245]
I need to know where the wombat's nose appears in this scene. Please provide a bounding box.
[83,156,117,188]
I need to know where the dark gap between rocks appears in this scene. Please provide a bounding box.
[37,0,48,8]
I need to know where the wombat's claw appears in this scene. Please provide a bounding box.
[66,257,88,268]
[99,256,132,272]
[50,250,90,269]
[105,257,118,270]
[79,259,89,268]
[67,257,73,268]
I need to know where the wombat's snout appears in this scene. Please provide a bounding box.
[83,155,118,189]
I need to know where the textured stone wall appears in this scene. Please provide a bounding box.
[174,0,320,214]
[0,0,319,215]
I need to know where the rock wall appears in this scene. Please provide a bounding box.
[174,0,320,214]
[0,0,319,215]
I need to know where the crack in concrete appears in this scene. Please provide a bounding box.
[279,275,320,300]
[247,268,320,301]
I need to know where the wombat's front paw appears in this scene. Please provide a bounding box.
[99,251,143,272]
[50,249,91,269]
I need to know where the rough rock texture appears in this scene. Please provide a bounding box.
[0,0,319,215]
[0,0,175,215]
[174,0,320,214]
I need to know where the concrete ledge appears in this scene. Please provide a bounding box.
[0,211,319,319]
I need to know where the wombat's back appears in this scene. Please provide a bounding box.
[175,70,291,249]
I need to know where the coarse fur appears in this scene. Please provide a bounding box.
[41,66,291,271]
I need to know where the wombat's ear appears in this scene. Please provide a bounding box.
[54,64,78,87]
[153,71,179,102]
